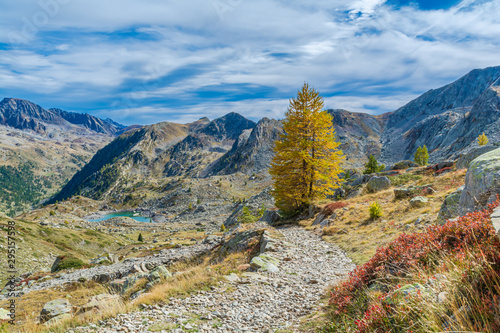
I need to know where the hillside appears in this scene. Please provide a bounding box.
[51,113,256,204]
[0,98,126,215]
[380,66,500,163]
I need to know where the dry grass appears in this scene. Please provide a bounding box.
[312,169,466,264]
[6,247,248,332]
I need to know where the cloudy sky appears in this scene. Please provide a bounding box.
[0,0,499,125]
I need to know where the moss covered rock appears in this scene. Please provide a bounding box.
[460,147,500,211]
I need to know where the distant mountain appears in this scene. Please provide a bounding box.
[204,117,283,176]
[0,98,126,215]
[0,98,125,136]
[0,98,66,133]
[51,113,256,203]
[49,108,125,135]
[327,109,386,167]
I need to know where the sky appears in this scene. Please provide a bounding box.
[0,0,499,125]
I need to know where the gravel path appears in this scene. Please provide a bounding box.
[69,226,355,332]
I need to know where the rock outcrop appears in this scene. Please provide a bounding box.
[366,176,391,193]
[459,148,500,212]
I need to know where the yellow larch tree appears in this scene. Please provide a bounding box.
[269,83,344,213]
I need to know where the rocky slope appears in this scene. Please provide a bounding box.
[328,109,386,168]
[50,108,125,135]
[380,66,500,163]
[203,117,283,176]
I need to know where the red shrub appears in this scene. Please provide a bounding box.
[323,202,349,215]
[330,201,500,315]
[435,167,453,175]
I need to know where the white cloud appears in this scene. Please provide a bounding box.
[0,0,499,124]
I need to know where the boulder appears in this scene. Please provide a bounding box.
[250,254,280,272]
[93,273,115,284]
[366,176,391,193]
[77,294,120,314]
[40,298,73,324]
[384,283,429,305]
[148,265,172,281]
[491,207,500,241]
[219,228,264,255]
[203,234,223,245]
[90,253,116,265]
[109,273,149,294]
[351,174,373,187]
[0,308,10,320]
[392,160,419,170]
[409,196,428,208]
[258,209,281,225]
[456,146,498,169]
[259,230,280,253]
[459,148,500,212]
[394,185,435,199]
[438,186,465,221]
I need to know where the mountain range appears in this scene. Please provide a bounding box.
[2,65,500,210]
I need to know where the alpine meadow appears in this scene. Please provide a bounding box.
[1,1,500,332]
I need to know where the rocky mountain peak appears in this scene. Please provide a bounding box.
[49,108,125,135]
[197,112,256,141]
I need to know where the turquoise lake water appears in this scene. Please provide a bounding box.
[87,211,152,223]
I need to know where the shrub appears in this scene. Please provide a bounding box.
[369,202,382,220]
[435,166,453,175]
[387,174,422,186]
[323,202,349,215]
[327,200,500,332]
[49,210,55,216]
[238,205,263,224]
[364,155,385,174]
[53,255,85,272]
[220,223,227,232]
[478,132,489,146]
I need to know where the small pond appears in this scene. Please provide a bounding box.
[87,211,152,223]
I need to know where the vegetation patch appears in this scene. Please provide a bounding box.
[52,255,86,272]
[325,201,500,332]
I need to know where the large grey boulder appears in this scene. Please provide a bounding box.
[459,148,500,212]
[438,186,465,221]
[258,209,281,225]
[40,298,73,324]
[366,176,391,193]
[409,196,428,208]
[456,146,498,169]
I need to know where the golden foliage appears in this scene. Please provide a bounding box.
[269,83,344,212]
[478,132,489,146]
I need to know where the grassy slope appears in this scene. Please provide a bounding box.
[304,168,466,264]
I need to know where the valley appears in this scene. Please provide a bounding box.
[1,65,500,332]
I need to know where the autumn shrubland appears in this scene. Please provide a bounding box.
[321,200,500,332]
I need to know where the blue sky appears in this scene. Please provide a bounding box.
[0,0,499,125]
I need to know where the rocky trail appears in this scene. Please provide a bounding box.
[69,226,355,333]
